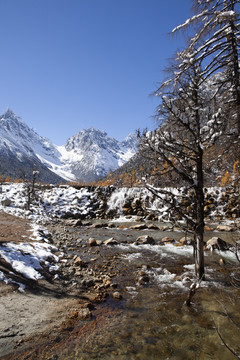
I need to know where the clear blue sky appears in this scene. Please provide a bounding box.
[0,0,192,145]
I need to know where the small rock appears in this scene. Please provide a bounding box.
[204,225,213,231]
[159,236,175,245]
[74,257,85,267]
[1,198,11,207]
[104,237,118,246]
[219,258,226,267]
[147,224,159,230]
[78,308,92,320]
[87,238,98,247]
[79,302,95,310]
[135,235,155,245]
[216,225,233,232]
[112,291,122,300]
[69,310,79,319]
[91,223,106,228]
[66,219,83,227]
[130,224,147,230]
[205,237,230,251]
[137,270,150,284]
[179,236,194,246]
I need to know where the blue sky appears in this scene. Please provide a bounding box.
[0,0,192,144]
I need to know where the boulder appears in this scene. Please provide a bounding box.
[159,236,175,245]
[147,224,159,230]
[65,219,83,227]
[179,236,194,246]
[137,270,150,284]
[130,224,147,230]
[135,235,155,245]
[216,225,233,232]
[1,198,11,207]
[91,223,106,228]
[205,237,230,251]
[104,237,118,246]
[87,238,98,247]
[112,291,122,300]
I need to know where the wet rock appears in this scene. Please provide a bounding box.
[205,237,230,251]
[104,237,118,246]
[146,213,158,221]
[216,225,233,232]
[219,258,226,267]
[65,219,83,227]
[135,235,155,245]
[159,236,175,245]
[130,224,147,230]
[137,270,150,284]
[147,224,159,230]
[179,236,194,246]
[112,291,122,300]
[87,238,98,247]
[204,225,213,231]
[158,225,171,231]
[107,223,116,228]
[91,223,106,228]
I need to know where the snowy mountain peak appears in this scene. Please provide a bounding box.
[0,108,23,123]
[0,110,138,183]
[61,127,138,182]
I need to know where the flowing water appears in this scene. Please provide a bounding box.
[9,221,240,359]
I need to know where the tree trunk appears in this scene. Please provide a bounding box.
[195,227,205,280]
[229,0,240,134]
[194,145,205,280]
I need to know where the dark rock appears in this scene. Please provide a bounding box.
[135,235,155,245]
[179,236,194,246]
[104,237,118,246]
[130,224,147,230]
[205,237,230,251]
[112,291,122,300]
[87,238,98,246]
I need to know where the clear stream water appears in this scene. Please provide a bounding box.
[9,222,240,359]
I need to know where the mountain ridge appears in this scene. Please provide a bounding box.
[0,109,138,183]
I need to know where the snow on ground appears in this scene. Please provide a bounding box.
[0,214,60,291]
[0,183,238,292]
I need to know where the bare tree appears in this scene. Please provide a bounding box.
[172,0,240,133]
[141,64,224,280]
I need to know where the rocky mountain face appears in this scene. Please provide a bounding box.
[0,109,138,183]
[62,128,138,182]
[0,109,63,183]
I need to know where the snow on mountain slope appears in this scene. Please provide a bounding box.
[59,127,139,182]
[0,109,138,182]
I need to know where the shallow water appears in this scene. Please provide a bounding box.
[54,222,240,360]
[9,221,240,359]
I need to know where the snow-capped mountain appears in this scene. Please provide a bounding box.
[59,127,138,182]
[0,109,138,183]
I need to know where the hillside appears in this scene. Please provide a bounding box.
[0,109,138,183]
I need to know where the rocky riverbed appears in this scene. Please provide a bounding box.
[1,214,240,359]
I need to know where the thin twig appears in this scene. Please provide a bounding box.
[212,319,240,359]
